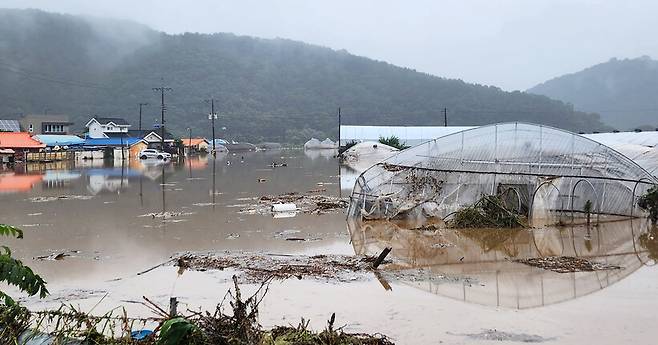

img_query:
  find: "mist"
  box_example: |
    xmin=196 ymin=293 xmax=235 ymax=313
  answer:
xmin=2 ymin=0 xmax=657 ymax=91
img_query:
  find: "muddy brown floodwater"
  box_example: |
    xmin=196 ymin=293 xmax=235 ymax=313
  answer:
xmin=2 ymin=149 xmax=658 ymax=344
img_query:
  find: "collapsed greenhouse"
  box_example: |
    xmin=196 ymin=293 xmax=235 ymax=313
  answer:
xmin=347 ymin=123 xmax=658 ymax=227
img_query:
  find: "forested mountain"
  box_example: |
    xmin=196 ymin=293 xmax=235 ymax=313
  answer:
xmin=528 ymin=56 xmax=658 ymax=130
xmin=0 ymin=9 xmax=608 ymax=143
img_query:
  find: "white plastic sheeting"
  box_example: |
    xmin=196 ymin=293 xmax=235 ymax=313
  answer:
xmin=585 ymin=131 xmax=658 ymax=147
xmin=348 ymin=123 xmax=657 ymax=225
xmin=602 ymin=143 xmax=658 ymax=176
xmin=304 ymin=138 xmax=337 ymax=149
xmin=341 ymin=141 xmax=399 ymax=172
xmin=340 ymin=125 xmax=474 ymax=146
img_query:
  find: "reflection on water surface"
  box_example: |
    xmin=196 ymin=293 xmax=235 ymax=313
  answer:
xmin=349 ymin=217 xmax=656 ymax=308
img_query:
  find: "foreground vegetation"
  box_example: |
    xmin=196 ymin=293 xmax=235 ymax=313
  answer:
xmin=0 ymin=277 xmax=393 ymax=345
xmin=0 ymin=224 xmax=391 ymax=344
xmin=0 ymin=224 xmax=48 ymax=306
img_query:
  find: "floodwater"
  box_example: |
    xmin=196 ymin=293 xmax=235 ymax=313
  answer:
xmin=1 ymin=149 xmax=658 ymax=344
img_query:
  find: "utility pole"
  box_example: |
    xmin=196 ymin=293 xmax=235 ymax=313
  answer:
xmin=187 ymin=127 xmax=192 ymax=156
xmin=338 ymin=107 xmax=341 ymax=148
xmin=153 ymin=82 xmax=172 ymax=151
xmin=443 ymin=108 xmax=448 ymax=127
xmin=138 ymin=103 xmax=149 ymax=131
xmin=206 ymin=98 xmax=218 ymax=156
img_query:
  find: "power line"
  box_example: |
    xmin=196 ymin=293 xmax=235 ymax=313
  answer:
xmin=153 ymin=81 xmax=172 ymax=151
xmin=0 ymin=62 xmax=109 ymax=89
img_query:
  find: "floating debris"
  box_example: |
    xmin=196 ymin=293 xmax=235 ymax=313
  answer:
xmin=173 ymin=252 xmax=385 ymax=283
xmin=226 ymin=233 xmax=240 ymax=240
xmin=139 ymin=211 xmax=195 ymax=219
xmin=452 ymin=329 xmax=556 ymax=343
xmin=28 ymin=195 xmax=93 ymax=203
xmin=239 ymin=192 xmax=347 ymax=215
xmin=27 ymin=212 xmax=43 ymax=216
xmin=192 ymin=202 xmax=216 ymax=207
xmin=430 ymin=243 xmax=454 ymax=249
xmin=34 ymin=250 xmax=80 ymax=261
xmin=514 ymin=256 xmax=622 ymax=273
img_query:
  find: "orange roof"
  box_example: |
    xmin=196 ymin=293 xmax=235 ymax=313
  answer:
xmin=0 ymin=173 xmax=43 ymax=192
xmin=183 ymin=138 xmax=208 ymax=147
xmin=0 ymin=132 xmax=46 ymax=149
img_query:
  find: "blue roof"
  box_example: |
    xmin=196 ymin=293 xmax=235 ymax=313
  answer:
xmin=34 ymin=135 xmax=85 ymax=147
xmin=83 ymin=137 xmax=144 ymax=147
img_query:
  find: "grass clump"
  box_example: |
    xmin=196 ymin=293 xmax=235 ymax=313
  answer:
xmin=448 ymin=195 xmax=526 ymax=229
xmin=378 ymin=136 xmax=409 ymax=150
xmin=264 ymin=315 xmax=393 ymax=345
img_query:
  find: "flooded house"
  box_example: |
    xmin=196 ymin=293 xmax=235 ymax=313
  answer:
xmin=85 ymin=116 xmax=177 ymax=153
xmin=0 ymin=132 xmax=46 ymax=162
xmin=128 ymin=129 xmax=176 ymax=149
xmin=85 ymin=117 xmax=131 ymax=138
xmin=80 ymin=137 xmax=148 ymax=160
xmin=183 ymin=138 xmax=210 ymax=154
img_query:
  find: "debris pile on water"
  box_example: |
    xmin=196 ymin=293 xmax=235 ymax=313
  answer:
xmin=28 ymin=195 xmax=93 ymax=203
xmin=514 ymin=256 xmax=622 ymax=273
xmin=138 ymin=211 xmax=195 ymax=219
xmin=239 ymin=192 xmax=348 ymax=215
xmin=174 ymin=252 xmax=381 ymax=283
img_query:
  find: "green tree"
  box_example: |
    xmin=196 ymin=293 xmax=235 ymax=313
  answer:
xmin=0 ymin=224 xmax=48 ymax=305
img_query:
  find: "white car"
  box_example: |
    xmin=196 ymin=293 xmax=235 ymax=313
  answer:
xmin=139 ymin=149 xmax=171 ymax=160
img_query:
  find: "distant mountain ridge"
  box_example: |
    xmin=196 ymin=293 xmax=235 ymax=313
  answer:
xmin=528 ymin=56 xmax=658 ymax=130
xmin=0 ymin=9 xmax=608 ymax=143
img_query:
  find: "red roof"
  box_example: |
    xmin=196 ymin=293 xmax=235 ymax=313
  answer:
xmin=0 ymin=132 xmax=46 ymax=149
xmin=183 ymin=138 xmax=208 ymax=147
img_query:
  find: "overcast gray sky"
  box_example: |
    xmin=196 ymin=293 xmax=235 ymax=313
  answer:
xmin=3 ymin=0 xmax=657 ymax=91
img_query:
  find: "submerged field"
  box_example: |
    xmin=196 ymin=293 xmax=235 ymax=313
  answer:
xmin=1 ymin=150 xmax=658 ymax=344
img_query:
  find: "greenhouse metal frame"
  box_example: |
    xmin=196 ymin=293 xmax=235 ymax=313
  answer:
xmin=348 ymin=123 xmax=658 ymax=226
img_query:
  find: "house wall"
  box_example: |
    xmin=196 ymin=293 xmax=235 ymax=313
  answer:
xmin=20 ymin=115 xmax=71 ymax=135
xmin=102 ymin=124 xmax=128 ymax=133
xmin=87 ymin=122 xmax=106 ymax=138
